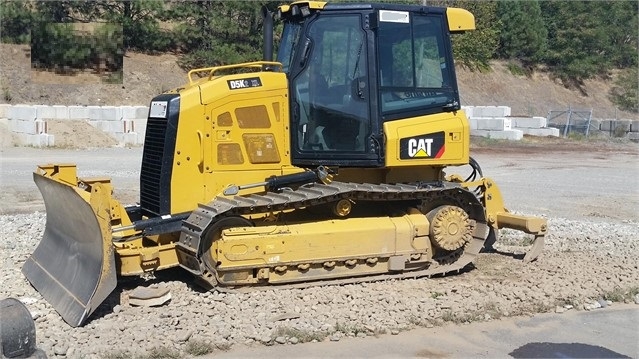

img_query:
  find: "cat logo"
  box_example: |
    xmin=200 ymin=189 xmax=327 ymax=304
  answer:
xmin=399 ymin=131 xmax=445 ymax=160
xmin=408 ymin=138 xmax=433 ymax=157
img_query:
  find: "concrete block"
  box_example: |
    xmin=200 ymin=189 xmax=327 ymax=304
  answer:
xmin=122 ymin=106 xmax=137 ymax=120
xmin=511 ymin=116 xmax=547 ymax=129
xmin=35 ymin=119 xmax=47 ymax=134
xmin=52 ymin=105 xmax=69 ymax=119
xmin=475 ymin=117 xmax=512 ymax=131
xmin=100 ymin=106 xmax=123 ymax=121
xmin=471 ymin=106 xmax=511 ymax=118
xmin=468 ymin=118 xmax=478 ymax=130
xmin=122 ymin=119 xmax=135 ymax=133
xmin=34 ymin=105 xmax=54 ymax=119
xmin=461 ymin=106 xmax=474 ymax=119
xmin=135 ymin=106 xmax=149 ymax=119
xmin=0 ymin=104 xmax=10 ymax=118
xmin=132 ymin=119 xmax=147 ymax=135
xmin=631 ymin=120 xmax=639 ymax=132
xmin=520 ymin=127 xmax=560 ymax=137
xmin=114 ymin=132 xmax=141 ymax=145
xmin=34 ymin=105 xmax=68 ymax=120
xmin=471 ymin=129 xmax=523 ymax=141
xmin=68 ymin=106 xmax=90 ymax=119
xmin=627 ymin=132 xmax=639 ymax=142
xmin=589 ymin=119 xmax=601 ymax=131
xmin=122 ymin=106 xmax=148 ymax=120
xmin=88 ymin=106 xmax=103 ymax=121
xmin=617 ymin=120 xmax=632 ymax=132
xmin=7 ymin=119 xmax=46 ymax=134
xmin=600 ymin=120 xmax=631 ymax=133
xmin=8 ymin=119 xmax=33 ymax=133
xmin=21 ymin=133 xmax=54 ymax=147
xmin=7 ymin=105 xmax=37 ymax=120
xmin=599 ymin=120 xmax=613 ymax=132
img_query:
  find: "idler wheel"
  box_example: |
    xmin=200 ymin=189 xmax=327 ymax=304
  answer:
xmin=426 ymin=205 xmax=473 ymax=251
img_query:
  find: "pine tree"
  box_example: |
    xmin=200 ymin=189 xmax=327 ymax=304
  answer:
xmin=497 ymin=1 xmax=547 ymax=68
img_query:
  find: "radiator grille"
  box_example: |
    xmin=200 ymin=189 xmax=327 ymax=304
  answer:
xmin=139 ymin=94 xmax=180 ymax=217
xmin=140 ymin=117 xmax=168 ymax=215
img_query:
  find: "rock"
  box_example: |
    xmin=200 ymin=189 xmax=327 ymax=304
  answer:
xmin=19 ymin=297 xmax=38 ymax=305
xmin=2 ymin=211 xmax=639 ymax=357
xmin=391 ymin=329 xmax=400 ymax=335
xmin=356 ymin=332 xmax=367 ymax=338
xmin=563 ymin=304 xmax=573 ymax=310
xmin=555 ymin=306 xmax=566 ymax=314
xmin=275 ymin=336 xmax=287 ymax=344
xmin=53 ymin=343 xmax=69 ymax=356
xmin=634 ymin=294 xmax=639 ymax=305
xmin=593 ymin=301 xmax=602 ymax=309
xmin=364 ymin=325 xmax=376 ymax=332
xmin=128 ymin=286 xmax=171 ymax=307
xmin=269 ymin=313 xmax=300 ymax=322
xmin=597 ymin=299 xmax=608 ymax=308
xmin=178 ymin=330 xmax=193 ymax=342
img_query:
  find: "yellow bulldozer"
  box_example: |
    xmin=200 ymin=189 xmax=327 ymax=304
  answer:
xmin=23 ymin=1 xmax=547 ymax=327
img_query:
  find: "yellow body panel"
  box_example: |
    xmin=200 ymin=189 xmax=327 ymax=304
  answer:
xmin=383 ymin=110 xmax=470 ymax=168
xmin=116 ymin=240 xmax=179 ymax=275
xmin=279 ymin=1 xmax=327 ymax=14
xmin=446 ymin=8 xmax=475 ymax=32
xmin=213 ymin=213 xmax=432 ymax=285
xmin=168 ymin=66 xmax=304 ymax=213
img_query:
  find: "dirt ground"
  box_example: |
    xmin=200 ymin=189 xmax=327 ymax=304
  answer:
xmin=0 ymin=43 xmax=187 ymax=107
xmin=46 ymin=119 xmax=119 ymax=148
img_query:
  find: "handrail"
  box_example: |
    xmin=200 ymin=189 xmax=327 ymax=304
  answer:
xmin=187 ymin=61 xmax=283 ymax=85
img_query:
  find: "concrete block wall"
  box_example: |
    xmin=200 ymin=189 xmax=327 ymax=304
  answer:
xmin=463 ymin=106 xmax=558 ymax=141
xmin=598 ymin=119 xmax=634 ymax=134
xmin=2 ymin=104 xmax=149 ymax=147
xmin=547 ymin=118 xmax=638 ymax=138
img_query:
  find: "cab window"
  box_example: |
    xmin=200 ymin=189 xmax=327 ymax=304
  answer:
xmin=378 ymin=13 xmax=454 ymax=114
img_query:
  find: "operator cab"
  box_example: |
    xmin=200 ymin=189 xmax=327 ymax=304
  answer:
xmin=276 ymin=2 xmax=464 ymax=168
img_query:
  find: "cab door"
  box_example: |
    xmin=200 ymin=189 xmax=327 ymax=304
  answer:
xmin=288 ymin=13 xmax=380 ymax=167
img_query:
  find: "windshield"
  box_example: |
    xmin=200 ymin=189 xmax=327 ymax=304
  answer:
xmin=276 ymin=22 xmax=302 ymax=74
xmin=378 ymin=13 xmax=455 ymax=114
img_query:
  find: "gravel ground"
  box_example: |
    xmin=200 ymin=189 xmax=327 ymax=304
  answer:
xmin=1 ymin=143 xmax=638 ymax=358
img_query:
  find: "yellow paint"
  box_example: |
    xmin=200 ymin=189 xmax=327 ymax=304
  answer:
xmin=446 ymin=7 xmax=475 ymax=33
xmin=384 ymin=110 xmax=470 ymax=168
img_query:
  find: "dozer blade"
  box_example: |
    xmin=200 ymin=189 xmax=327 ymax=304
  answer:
xmin=22 ymin=173 xmax=116 ymax=327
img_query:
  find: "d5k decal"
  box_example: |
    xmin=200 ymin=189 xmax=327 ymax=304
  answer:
xmin=400 ymin=131 xmax=445 ymax=159
xmin=227 ymin=77 xmax=262 ymax=90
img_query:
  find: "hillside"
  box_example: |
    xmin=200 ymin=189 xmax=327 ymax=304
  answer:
xmin=1 ymin=43 xmax=637 ymax=120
